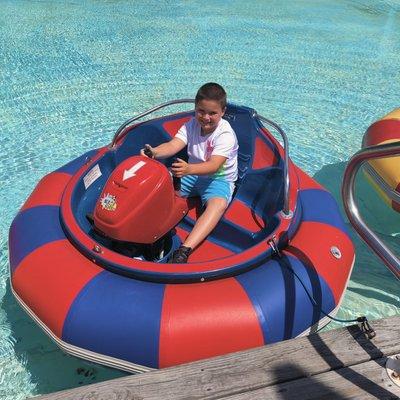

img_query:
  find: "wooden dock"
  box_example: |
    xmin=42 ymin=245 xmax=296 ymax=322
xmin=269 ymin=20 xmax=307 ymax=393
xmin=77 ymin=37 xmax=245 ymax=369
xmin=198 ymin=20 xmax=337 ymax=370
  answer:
xmin=32 ymin=315 xmax=400 ymax=400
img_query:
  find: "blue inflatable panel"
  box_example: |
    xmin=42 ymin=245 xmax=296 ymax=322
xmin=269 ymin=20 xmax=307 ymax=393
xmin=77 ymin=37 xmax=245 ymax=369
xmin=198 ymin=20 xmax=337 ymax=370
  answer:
xmin=56 ymin=150 xmax=98 ymax=175
xmin=9 ymin=206 xmax=66 ymax=274
xmin=299 ymin=189 xmax=350 ymax=238
xmin=280 ymin=254 xmax=336 ymax=337
xmin=62 ymin=271 xmax=165 ymax=368
xmin=235 ymin=259 xmax=285 ymax=343
xmin=236 ymin=253 xmax=335 ymax=343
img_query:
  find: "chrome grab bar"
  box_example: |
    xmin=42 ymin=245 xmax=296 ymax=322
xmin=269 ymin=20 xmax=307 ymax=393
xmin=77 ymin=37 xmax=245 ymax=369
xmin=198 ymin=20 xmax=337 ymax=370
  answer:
xmin=109 ymin=99 xmax=292 ymax=217
xmin=256 ymin=114 xmax=291 ymax=217
xmin=342 ymin=141 xmax=400 ymax=280
xmin=110 ymin=99 xmax=195 ymax=148
xmin=364 ymin=162 xmax=400 ymax=203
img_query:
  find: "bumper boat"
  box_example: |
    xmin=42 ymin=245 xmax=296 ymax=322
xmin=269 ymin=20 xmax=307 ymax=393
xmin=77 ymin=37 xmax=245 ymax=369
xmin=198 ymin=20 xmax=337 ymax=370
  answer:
xmin=9 ymin=100 xmax=355 ymax=372
xmin=363 ymin=108 xmax=400 ymax=212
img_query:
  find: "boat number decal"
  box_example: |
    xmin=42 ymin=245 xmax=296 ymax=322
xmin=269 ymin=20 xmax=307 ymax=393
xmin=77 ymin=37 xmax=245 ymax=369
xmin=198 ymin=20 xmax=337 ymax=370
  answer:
xmin=100 ymin=193 xmax=117 ymax=211
xmin=84 ymin=164 xmax=102 ymax=189
xmin=123 ymin=160 xmax=146 ymax=181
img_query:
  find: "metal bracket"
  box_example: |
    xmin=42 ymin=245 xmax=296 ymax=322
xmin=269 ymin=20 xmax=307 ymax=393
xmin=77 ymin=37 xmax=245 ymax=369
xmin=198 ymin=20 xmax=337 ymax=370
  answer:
xmin=267 ymin=235 xmax=281 ymax=257
xmin=357 ymin=316 xmax=376 ymax=339
xmin=386 ymin=354 xmax=400 ymax=388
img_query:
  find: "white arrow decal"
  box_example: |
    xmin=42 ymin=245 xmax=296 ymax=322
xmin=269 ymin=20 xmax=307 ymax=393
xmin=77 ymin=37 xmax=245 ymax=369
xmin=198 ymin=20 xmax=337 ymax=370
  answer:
xmin=123 ymin=160 xmax=146 ymax=181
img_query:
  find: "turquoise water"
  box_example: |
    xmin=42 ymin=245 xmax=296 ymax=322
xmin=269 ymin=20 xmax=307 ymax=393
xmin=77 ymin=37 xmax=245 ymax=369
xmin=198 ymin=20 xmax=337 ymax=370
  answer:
xmin=1 ymin=0 xmax=399 ymax=397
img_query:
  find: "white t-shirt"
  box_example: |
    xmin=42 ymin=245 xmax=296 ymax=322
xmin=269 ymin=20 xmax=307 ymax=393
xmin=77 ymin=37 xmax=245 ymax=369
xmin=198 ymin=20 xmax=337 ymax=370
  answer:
xmin=175 ymin=117 xmax=238 ymax=182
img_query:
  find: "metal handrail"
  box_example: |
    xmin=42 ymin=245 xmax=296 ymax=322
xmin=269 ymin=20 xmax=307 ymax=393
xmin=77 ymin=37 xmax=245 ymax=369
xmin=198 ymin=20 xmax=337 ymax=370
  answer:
xmin=342 ymin=141 xmax=400 ymax=280
xmin=364 ymin=162 xmax=400 ymax=203
xmin=110 ymin=99 xmax=195 ymax=148
xmin=256 ymin=114 xmax=291 ymax=217
xmin=109 ymin=99 xmax=292 ymax=217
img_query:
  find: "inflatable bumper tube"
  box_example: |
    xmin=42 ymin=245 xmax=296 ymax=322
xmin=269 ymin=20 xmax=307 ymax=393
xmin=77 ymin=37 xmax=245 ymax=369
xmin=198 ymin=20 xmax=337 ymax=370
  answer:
xmin=9 ymin=104 xmax=355 ymax=372
xmin=363 ymin=109 xmax=400 ymax=212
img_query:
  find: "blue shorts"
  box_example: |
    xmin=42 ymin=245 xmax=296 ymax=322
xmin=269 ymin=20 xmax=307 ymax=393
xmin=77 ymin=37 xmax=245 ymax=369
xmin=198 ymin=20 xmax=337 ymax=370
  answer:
xmin=180 ymin=175 xmax=235 ymax=205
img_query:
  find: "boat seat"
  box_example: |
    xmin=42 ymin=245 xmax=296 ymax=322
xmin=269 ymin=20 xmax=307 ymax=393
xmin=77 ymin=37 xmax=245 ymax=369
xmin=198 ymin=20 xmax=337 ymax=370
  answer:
xmin=178 ymin=165 xmax=283 ymax=255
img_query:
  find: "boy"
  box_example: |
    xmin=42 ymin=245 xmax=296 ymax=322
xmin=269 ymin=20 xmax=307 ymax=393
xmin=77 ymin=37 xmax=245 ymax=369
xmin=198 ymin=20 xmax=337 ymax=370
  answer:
xmin=141 ymin=83 xmax=238 ymax=263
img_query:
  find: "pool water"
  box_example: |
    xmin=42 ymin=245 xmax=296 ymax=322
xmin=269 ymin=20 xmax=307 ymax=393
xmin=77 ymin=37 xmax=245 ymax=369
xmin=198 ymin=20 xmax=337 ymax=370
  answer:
xmin=1 ymin=0 xmax=399 ymax=398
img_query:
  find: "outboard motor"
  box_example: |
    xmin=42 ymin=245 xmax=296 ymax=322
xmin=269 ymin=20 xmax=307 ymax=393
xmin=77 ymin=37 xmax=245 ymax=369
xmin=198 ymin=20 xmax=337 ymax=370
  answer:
xmin=93 ymin=156 xmax=188 ymax=258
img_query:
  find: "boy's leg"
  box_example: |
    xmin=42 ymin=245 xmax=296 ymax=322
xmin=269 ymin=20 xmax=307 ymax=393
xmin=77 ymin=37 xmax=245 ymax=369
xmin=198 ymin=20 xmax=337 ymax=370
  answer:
xmin=169 ymin=178 xmax=233 ymax=263
xmin=182 ymin=197 xmax=228 ymax=249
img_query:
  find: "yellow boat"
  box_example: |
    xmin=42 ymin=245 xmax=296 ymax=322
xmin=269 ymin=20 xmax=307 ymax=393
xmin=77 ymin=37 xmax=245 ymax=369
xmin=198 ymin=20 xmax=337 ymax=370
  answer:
xmin=363 ymin=109 xmax=400 ymax=212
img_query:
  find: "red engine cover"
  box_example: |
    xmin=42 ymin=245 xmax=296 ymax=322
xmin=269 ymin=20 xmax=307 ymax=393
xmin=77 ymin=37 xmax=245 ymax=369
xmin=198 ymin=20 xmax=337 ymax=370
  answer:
xmin=94 ymin=156 xmax=188 ymax=243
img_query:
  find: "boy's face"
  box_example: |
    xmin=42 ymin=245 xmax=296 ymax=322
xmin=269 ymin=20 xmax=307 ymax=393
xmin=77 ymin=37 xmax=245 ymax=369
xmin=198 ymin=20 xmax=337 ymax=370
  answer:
xmin=195 ymin=99 xmax=225 ymax=134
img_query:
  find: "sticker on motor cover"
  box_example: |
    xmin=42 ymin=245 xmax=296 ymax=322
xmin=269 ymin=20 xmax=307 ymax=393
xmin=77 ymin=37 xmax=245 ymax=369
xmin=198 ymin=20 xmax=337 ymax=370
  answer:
xmin=100 ymin=193 xmax=117 ymax=211
xmin=84 ymin=164 xmax=102 ymax=189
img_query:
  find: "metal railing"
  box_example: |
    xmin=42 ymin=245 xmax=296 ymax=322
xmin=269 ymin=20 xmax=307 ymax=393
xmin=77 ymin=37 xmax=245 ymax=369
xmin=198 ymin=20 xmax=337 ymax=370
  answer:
xmin=364 ymin=162 xmax=400 ymax=203
xmin=110 ymin=99 xmax=195 ymax=148
xmin=256 ymin=114 xmax=291 ymax=217
xmin=109 ymin=99 xmax=291 ymax=217
xmin=342 ymin=141 xmax=400 ymax=280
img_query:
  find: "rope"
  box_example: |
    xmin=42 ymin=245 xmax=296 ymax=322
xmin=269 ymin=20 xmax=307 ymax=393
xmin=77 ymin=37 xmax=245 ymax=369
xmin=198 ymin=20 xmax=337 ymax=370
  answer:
xmin=278 ymin=253 xmax=376 ymax=339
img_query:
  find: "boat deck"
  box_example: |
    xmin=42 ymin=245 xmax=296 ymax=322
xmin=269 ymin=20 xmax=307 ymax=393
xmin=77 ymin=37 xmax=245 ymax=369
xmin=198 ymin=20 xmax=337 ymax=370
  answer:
xmin=31 ymin=315 xmax=400 ymax=400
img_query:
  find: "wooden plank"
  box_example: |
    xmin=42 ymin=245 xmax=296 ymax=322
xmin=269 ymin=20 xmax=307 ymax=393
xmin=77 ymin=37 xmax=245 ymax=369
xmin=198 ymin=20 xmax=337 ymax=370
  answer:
xmin=224 ymin=357 xmax=400 ymax=399
xmin=31 ymin=316 xmax=400 ymax=400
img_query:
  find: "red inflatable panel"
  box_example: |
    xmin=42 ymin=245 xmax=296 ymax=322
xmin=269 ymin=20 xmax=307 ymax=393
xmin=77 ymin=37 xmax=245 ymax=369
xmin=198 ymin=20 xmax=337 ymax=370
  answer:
xmin=163 ymin=117 xmax=192 ymax=138
xmin=294 ymin=166 xmax=324 ymax=191
xmin=252 ymin=137 xmax=278 ymax=169
xmin=21 ymin=172 xmax=71 ymax=211
xmin=364 ymin=119 xmax=400 ymax=146
xmin=158 ymin=278 xmax=263 ymax=367
xmin=224 ymin=199 xmax=265 ymax=232
xmin=285 ymin=222 xmax=354 ymax=303
xmin=12 ymin=240 xmax=102 ymax=337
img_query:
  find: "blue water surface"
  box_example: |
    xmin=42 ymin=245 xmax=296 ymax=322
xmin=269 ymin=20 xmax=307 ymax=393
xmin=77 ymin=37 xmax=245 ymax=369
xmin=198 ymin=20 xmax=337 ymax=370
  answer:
xmin=0 ymin=0 xmax=399 ymax=398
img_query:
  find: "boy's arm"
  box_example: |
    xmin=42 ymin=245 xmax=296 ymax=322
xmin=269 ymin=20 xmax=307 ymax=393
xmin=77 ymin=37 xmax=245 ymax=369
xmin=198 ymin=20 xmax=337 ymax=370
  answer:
xmin=141 ymin=137 xmax=186 ymax=159
xmin=171 ymin=155 xmax=227 ymax=177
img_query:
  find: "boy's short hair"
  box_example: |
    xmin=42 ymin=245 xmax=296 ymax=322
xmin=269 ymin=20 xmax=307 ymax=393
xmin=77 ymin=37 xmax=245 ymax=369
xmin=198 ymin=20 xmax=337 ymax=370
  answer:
xmin=195 ymin=83 xmax=227 ymax=109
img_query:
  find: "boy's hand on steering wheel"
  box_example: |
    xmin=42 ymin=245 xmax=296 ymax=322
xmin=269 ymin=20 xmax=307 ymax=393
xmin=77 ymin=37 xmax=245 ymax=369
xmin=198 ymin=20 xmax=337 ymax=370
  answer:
xmin=171 ymin=158 xmax=191 ymax=177
xmin=140 ymin=144 xmax=155 ymax=158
